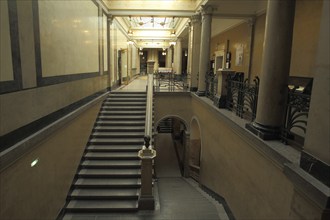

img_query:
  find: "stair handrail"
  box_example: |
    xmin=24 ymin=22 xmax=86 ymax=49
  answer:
xmin=144 ymin=73 xmax=154 ymax=149
xmin=139 ymin=73 xmax=156 ymax=210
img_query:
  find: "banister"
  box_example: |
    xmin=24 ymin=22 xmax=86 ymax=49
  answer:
xmin=138 ymin=73 xmax=156 ymax=210
xmin=144 ymin=73 xmax=154 ymax=149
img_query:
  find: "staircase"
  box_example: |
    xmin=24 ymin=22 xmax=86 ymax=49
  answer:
xmin=157 ymin=118 xmax=173 ymax=133
xmin=60 ymin=91 xmax=147 ymax=218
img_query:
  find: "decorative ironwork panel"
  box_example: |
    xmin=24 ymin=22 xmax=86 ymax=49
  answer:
xmin=154 ymin=71 xmax=189 ymax=92
xmin=282 ymin=91 xmax=311 ymax=148
xmin=205 ymin=71 xmax=217 ymax=101
xmin=226 ymin=73 xmax=259 ymax=121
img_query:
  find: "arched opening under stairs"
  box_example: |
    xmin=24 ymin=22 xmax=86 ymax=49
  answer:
xmin=154 ymin=116 xmax=188 ymax=177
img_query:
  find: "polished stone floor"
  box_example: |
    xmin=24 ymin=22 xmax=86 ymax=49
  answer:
xmin=63 ymin=133 xmax=231 ymax=220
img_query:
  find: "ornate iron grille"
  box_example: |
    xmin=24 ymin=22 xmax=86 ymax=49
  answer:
xmin=281 ymin=90 xmax=311 ymax=149
xmin=205 ymin=71 xmax=217 ymax=101
xmin=226 ymin=73 xmax=259 ymax=121
xmin=154 ymin=71 xmax=189 ymax=92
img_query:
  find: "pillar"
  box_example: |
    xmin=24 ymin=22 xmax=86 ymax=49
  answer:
xmin=174 ymin=38 xmax=182 ymax=75
xmin=197 ymin=6 xmax=212 ymax=96
xmin=190 ymin=14 xmax=201 ymax=92
xmin=300 ymin=0 xmax=329 ymax=187
xmin=187 ymin=21 xmax=193 ymax=87
xmin=246 ymin=0 xmax=296 ymax=139
xmin=166 ymin=46 xmax=173 ymax=68
xmin=127 ymin=43 xmax=132 ymax=80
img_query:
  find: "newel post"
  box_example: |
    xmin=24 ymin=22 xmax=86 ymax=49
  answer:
xmin=138 ymin=136 xmax=156 ymax=210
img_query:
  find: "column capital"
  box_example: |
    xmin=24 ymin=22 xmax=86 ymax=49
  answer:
xmin=246 ymin=17 xmax=256 ymax=27
xmin=200 ymin=5 xmax=215 ymax=16
xmin=191 ymin=13 xmax=201 ymax=24
xmin=108 ymin=15 xmax=114 ymax=25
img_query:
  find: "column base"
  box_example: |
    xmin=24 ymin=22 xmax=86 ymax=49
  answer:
xmin=190 ymin=87 xmax=198 ymax=92
xmin=245 ymin=122 xmax=280 ymax=140
xmin=196 ymin=90 xmax=206 ymax=96
xmin=213 ymin=95 xmax=227 ymax=108
xmin=138 ymin=195 xmax=155 ymax=210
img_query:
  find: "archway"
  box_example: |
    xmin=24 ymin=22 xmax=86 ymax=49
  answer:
xmin=155 ymin=116 xmax=188 ymax=176
xmin=189 ymin=118 xmax=202 ymax=182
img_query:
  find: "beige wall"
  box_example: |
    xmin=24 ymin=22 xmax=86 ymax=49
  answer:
xmin=154 ymin=93 xmax=192 ymax=130
xmin=155 ymin=93 xmax=324 ymax=219
xmin=210 ymin=21 xmax=251 ymax=75
xmin=0 ymin=75 xmax=108 ymax=136
xmin=1 ymin=0 xmax=110 ymax=136
xmin=0 ymin=0 xmax=14 ymax=82
xmin=0 ymin=101 xmax=102 ymax=220
xmin=39 ymin=0 xmax=99 ymax=77
xmin=290 ymin=0 xmax=323 ymax=77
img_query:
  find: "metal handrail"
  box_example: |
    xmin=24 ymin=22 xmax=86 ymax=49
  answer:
xmin=144 ymin=73 xmax=154 ymax=149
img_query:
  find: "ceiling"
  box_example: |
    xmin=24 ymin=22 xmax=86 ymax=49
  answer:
xmin=102 ymin=0 xmax=267 ymax=48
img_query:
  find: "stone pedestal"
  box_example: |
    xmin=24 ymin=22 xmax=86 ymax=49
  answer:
xmin=214 ymin=69 xmax=235 ymax=108
xmin=138 ymin=148 xmax=156 ymax=210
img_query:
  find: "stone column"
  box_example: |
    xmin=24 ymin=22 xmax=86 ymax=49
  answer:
xmin=197 ymin=6 xmax=212 ymax=96
xmin=300 ymin=0 xmax=329 ymax=186
xmin=127 ymin=43 xmax=132 ymax=80
xmin=165 ymin=47 xmax=172 ymax=68
xmin=190 ymin=14 xmax=201 ymax=92
xmin=175 ymin=38 xmax=182 ymax=75
xmin=187 ymin=21 xmax=193 ymax=85
xmin=246 ymin=0 xmax=296 ymax=139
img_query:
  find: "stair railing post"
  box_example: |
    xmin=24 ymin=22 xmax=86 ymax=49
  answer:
xmin=138 ymin=73 xmax=156 ymax=210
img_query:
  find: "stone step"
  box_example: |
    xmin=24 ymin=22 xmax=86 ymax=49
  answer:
xmin=81 ymin=160 xmax=141 ymax=169
xmin=97 ymin=115 xmax=146 ymax=121
xmin=106 ymin=106 xmax=146 ymax=111
xmin=95 ymin=121 xmax=145 ymax=126
xmin=89 ymin=138 xmax=144 ymax=145
xmin=104 ymin=98 xmax=147 ymax=102
xmin=98 ymin=110 xmax=146 ymax=116
xmin=77 ymin=169 xmax=141 ymax=178
xmin=74 ymin=178 xmax=141 ymax=188
xmin=111 ymin=91 xmax=146 ymax=94
xmin=91 ymin=132 xmax=144 ymax=139
xmin=87 ymin=145 xmax=142 ymax=152
xmin=84 ymin=152 xmax=139 ymax=160
xmin=69 ymin=188 xmax=139 ymax=200
xmin=65 ymin=200 xmax=138 ymax=213
xmin=108 ymin=93 xmax=146 ymax=98
xmin=102 ymin=102 xmax=146 ymax=106
xmin=93 ymin=126 xmax=145 ymax=132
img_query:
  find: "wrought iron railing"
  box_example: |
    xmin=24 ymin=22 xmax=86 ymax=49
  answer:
xmin=281 ymin=89 xmax=311 ymax=149
xmin=226 ymin=73 xmax=260 ymax=121
xmin=154 ymin=71 xmax=189 ymax=92
xmin=205 ymin=71 xmax=217 ymax=101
